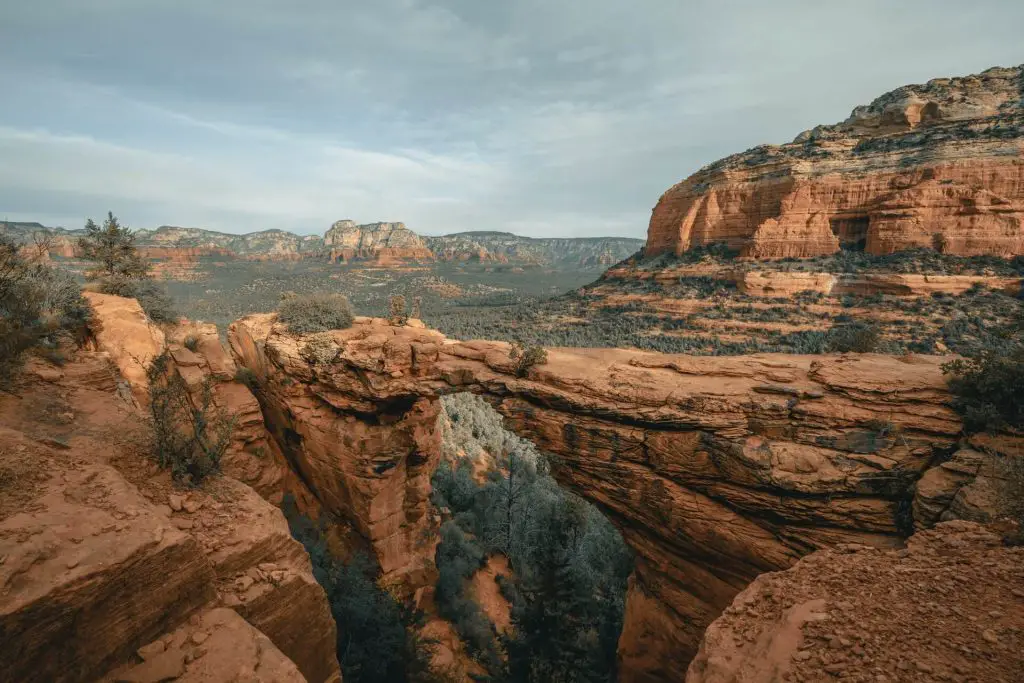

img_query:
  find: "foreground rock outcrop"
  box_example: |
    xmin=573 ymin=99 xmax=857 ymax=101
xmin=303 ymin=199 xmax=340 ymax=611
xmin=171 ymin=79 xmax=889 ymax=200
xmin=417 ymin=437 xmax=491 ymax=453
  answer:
xmin=0 ymin=298 xmax=342 ymax=683
xmin=647 ymin=65 xmax=1024 ymax=259
xmin=229 ymin=315 xmax=1021 ymax=682
xmin=228 ymin=316 xmax=444 ymax=587
xmin=686 ymin=521 xmax=1023 ymax=683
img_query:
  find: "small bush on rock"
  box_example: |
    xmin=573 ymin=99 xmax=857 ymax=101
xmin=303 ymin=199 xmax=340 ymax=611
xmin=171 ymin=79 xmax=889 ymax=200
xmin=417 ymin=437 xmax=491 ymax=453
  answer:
xmin=509 ymin=343 xmax=548 ymax=377
xmin=278 ymin=292 xmax=355 ymax=334
xmin=300 ymin=332 xmax=341 ymax=366
xmin=234 ymin=366 xmax=259 ymax=391
xmin=0 ymin=235 xmax=92 ymax=387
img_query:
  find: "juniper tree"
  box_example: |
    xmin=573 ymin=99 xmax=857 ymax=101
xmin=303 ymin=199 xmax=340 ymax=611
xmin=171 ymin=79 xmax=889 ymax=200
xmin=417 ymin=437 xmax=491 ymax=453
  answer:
xmin=78 ymin=211 xmax=150 ymax=280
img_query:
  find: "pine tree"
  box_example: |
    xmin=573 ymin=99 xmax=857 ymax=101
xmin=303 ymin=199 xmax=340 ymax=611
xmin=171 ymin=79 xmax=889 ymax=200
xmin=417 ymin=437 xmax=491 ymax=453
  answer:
xmin=78 ymin=211 xmax=150 ymax=280
xmin=505 ymin=505 xmax=592 ymax=683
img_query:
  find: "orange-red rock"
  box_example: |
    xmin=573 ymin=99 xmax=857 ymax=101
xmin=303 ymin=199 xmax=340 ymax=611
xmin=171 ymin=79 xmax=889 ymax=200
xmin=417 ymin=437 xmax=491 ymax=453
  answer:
xmin=325 ymin=221 xmax=434 ymax=263
xmin=228 ymin=316 xmax=445 ymax=587
xmin=603 ymin=262 xmax=1023 ymax=297
xmin=69 ymin=298 xmax=342 ymax=682
xmin=0 ymin=352 xmax=342 ymax=683
xmin=685 ymin=521 xmax=1023 ymax=683
xmin=229 ymin=316 xmax=1022 ymax=682
xmin=647 ymin=65 xmax=1024 ymax=259
xmin=0 ymin=442 xmax=216 ymax=683
xmin=82 ymin=292 xmax=167 ymax=404
xmin=104 ymin=608 xmax=307 ymax=683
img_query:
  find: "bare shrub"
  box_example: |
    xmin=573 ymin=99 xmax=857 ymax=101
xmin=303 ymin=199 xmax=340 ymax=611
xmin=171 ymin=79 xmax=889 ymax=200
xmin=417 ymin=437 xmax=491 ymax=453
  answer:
xmin=147 ymin=352 xmax=236 ymax=486
xmin=277 ymin=292 xmax=354 ymax=334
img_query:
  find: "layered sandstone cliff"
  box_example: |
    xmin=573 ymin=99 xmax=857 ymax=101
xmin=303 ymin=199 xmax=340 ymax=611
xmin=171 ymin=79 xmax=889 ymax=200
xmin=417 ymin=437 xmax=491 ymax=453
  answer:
xmin=228 ymin=315 xmax=1020 ymax=682
xmin=647 ymin=65 xmax=1024 ymax=259
xmin=227 ymin=316 xmax=446 ymax=586
xmin=601 ymin=261 xmax=1024 ymax=298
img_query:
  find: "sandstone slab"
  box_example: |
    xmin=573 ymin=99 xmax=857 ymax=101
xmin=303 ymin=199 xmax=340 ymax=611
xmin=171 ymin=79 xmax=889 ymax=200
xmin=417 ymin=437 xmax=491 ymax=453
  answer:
xmin=0 ymin=459 xmax=215 ymax=683
xmin=104 ymin=608 xmax=307 ymax=682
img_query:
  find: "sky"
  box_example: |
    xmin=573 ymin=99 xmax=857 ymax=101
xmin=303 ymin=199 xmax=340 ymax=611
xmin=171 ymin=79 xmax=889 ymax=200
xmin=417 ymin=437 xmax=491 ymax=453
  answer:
xmin=1 ymin=1 xmax=1021 ymax=239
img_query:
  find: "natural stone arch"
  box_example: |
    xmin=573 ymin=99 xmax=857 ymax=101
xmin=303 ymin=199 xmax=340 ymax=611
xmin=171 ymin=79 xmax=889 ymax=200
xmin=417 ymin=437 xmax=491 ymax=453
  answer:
xmin=228 ymin=314 xmax=982 ymax=682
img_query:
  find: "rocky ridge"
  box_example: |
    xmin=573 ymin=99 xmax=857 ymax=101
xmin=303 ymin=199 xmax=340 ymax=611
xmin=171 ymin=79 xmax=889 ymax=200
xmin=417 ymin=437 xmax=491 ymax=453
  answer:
xmin=424 ymin=232 xmax=644 ymax=267
xmin=1 ymin=220 xmax=643 ymax=268
xmin=647 ymin=65 xmax=1024 ymax=259
xmin=601 ymin=261 xmax=1023 ymax=298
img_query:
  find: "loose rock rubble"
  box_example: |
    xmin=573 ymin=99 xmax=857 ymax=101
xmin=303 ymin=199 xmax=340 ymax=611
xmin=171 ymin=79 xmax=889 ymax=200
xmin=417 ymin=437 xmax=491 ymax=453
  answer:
xmin=686 ymin=522 xmax=1024 ymax=683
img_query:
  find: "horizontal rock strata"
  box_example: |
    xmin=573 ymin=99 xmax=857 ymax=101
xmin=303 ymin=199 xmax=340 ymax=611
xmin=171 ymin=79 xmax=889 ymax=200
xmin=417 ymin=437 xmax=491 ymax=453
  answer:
xmin=647 ymin=65 xmax=1024 ymax=259
xmin=229 ymin=316 xmax=1020 ymax=681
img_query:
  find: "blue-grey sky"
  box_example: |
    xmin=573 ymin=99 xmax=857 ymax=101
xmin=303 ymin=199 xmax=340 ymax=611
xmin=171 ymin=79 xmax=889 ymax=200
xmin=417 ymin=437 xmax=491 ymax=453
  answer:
xmin=1 ymin=1 xmax=1021 ymax=238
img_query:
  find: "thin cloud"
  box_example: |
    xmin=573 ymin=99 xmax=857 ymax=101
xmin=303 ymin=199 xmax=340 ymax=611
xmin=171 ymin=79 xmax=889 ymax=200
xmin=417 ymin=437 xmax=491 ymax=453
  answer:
xmin=0 ymin=0 xmax=1021 ymax=237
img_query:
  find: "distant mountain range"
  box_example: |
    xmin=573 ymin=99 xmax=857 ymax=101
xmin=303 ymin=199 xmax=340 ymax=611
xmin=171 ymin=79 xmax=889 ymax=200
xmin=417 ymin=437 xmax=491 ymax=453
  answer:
xmin=1 ymin=219 xmax=644 ymax=268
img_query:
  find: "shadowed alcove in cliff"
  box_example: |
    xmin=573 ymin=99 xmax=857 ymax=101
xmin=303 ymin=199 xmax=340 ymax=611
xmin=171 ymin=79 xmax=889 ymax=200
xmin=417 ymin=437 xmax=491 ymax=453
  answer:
xmin=830 ymin=215 xmax=870 ymax=251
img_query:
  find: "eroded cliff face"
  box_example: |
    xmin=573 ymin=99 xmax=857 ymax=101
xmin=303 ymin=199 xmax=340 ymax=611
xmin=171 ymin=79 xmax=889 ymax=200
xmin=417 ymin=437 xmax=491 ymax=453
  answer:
xmin=228 ymin=316 xmax=1019 ymax=682
xmin=647 ymin=65 xmax=1024 ymax=259
xmin=228 ymin=315 xmax=447 ymax=586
